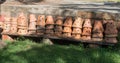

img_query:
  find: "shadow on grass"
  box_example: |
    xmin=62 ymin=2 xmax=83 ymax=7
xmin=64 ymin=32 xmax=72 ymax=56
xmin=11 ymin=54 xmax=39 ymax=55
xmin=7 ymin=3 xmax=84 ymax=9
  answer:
xmin=0 ymin=44 xmax=119 ymax=63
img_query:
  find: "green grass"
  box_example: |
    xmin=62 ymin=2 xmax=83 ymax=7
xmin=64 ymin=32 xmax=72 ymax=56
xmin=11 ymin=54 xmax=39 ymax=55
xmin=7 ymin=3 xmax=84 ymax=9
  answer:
xmin=0 ymin=39 xmax=120 ymax=63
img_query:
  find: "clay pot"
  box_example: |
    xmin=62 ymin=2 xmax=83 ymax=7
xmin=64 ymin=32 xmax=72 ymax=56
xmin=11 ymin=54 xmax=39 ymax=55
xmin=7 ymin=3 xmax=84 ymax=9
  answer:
xmin=36 ymin=25 xmax=45 ymax=30
xmin=82 ymin=27 xmax=91 ymax=36
xmin=72 ymin=34 xmax=81 ymax=39
xmin=10 ymin=26 xmax=17 ymax=33
xmin=45 ymin=24 xmax=54 ymax=29
xmin=54 ymin=25 xmax=62 ymax=32
xmin=63 ymin=32 xmax=71 ymax=37
xmin=81 ymin=36 xmax=91 ymax=40
xmin=63 ymin=16 xmax=73 ymax=27
xmin=72 ymin=28 xmax=82 ymax=34
xmin=55 ymin=31 xmax=62 ymax=37
xmin=29 ymin=14 xmax=37 ymax=22
xmin=92 ymin=32 xmax=103 ymax=38
xmin=72 ymin=17 xmax=83 ymax=28
xmin=28 ymin=22 xmax=36 ymax=30
xmin=105 ymin=21 xmax=118 ymax=36
xmin=46 ymin=15 xmax=54 ymax=25
xmin=37 ymin=15 xmax=45 ymax=26
xmin=28 ymin=30 xmax=36 ymax=35
xmin=3 ymin=24 xmax=11 ymax=31
xmin=105 ymin=37 xmax=117 ymax=43
xmin=92 ymin=37 xmax=103 ymax=41
xmin=83 ymin=19 xmax=92 ymax=28
xmin=63 ymin=27 xmax=72 ymax=33
xmin=93 ymin=20 xmax=104 ymax=32
xmin=55 ymin=16 xmax=63 ymax=25
xmin=18 ymin=29 xmax=28 ymax=35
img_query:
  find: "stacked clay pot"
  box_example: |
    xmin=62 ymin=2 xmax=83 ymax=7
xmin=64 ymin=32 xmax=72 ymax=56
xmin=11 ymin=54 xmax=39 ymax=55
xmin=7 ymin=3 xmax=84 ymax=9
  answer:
xmin=10 ymin=17 xmax=17 ymax=34
xmin=63 ymin=16 xmax=73 ymax=37
xmin=45 ymin=15 xmax=54 ymax=36
xmin=0 ymin=15 xmax=4 ymax=28
xmin=54 ymin=16 xmax=63 ymax=37
xmin=17 ymin=13 xmax=28 ymax=35
xmin=92 ymin=20 xmax=104 ymax=41
xmin=72 ymin=17 xmax=83 ymax=39
xmin=36 ymin=15 xmax=45 ymax=35
xmin=3 ymin=17 xmax=11 ymax=33
xmin=82 ymin=19 xmax=92 ymax=40
xmin=104 ymin=20 xmax=118 ymax=43
xmin=28 ymin=14 xmax=37 ymax=35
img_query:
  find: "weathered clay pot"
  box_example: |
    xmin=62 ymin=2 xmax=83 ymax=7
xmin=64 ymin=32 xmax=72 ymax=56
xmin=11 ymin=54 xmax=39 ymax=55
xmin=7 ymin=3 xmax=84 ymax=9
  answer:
xmin=29 ymin=14 xmax=37 ymax=22
xmin=54 ymin=25 xmax=62 ymax=32
xmin=93 ymin=20 xmax=104 ymax=32
xmin=105 ymin=21 xmax=118 ymax=37
xmin=72 ymin=34 xmax=81 ymax=39
xmin=46 ymin=15 xmax=54 ymax=25
xmin=37 ymin=15 xmax=45 ymax=26
xmin=55 ymin=16 xmax=63 ymax=25
xmin=18 ymin=29 xmax=28 ymax=35
xmin=92 ymin=32 xmax=103 ymax=38
xmin=36 ymin=25 xmax=45 ymax=30
xmin=63 ymin=32 xmax=71 ymax=37
xmin=10 ymin=26 xmax=17 ymax=33
xmin=63 ymin=27 xmax=72 ymax=33
xmin=55 ymin=31 xmax=62 ymax=37
xmin=83 ymin=19 xmax=92 ymax=28
xmin=105 ymin=37 xmax=117 ymax=43
xmin=45 ymin=24 xmax=54 ymax=29
xmin=72 ymin=17 xmax=83 ymax=28
xmin=92 ymin=37 xmax=103 ymax=41
xmin=28 ymin=22 xmax=36 ymax=30
xmin=63 ymin=16 xmax=73 ymax=27
xmin=81 ymin=36 xmax=91 ymax=40
xmin=72 ymin=28 xmax=82 ymax=34
xmin=82 ymin=27 xmax=91 ymax=36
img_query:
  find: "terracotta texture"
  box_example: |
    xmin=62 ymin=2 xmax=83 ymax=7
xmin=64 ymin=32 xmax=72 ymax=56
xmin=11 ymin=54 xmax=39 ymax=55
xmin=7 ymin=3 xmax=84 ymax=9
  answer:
xmin=72 ymin=17 xmax=83 ymax=28
xmin=83 ymin=19 xmax=92 ymax=28
xmin=81 ymin=36 xmax=91 ymax=40
xmin=28 ymin=22 xmax=36 ymax=30
xmin=28 ymin=30 xmax=36 ymax=34
xmin=18 ymin=29 xmax=28 ymax=35
xmin=29 ymin=14 xmax=37 ymax=22
xmin=36 ymin=29 xmax=45 ymax=35
xmin=55 ymin=16 xmax=63 ymax=25
xmin=54 ymin=31 xmax=62 ymax=37
xmin=63 ymin=27 xmax=72 ymax=33
xmin=46 ymin=15 xmax=54 ymax=25
xmin=72 ymin=28 xmax=82 ymax=34
xmin=37 ymin=15 xmax=45 ymax=26
xmin=72 ymin=34 xmax=81 ymax=39
xmin=63 ymin=16 xmax=73 ymax=27
xmin=54 ymin=25 xmax=62 ymax=32
xmin=63 ymin=32 xmax=71 ymax=37
xmin=105 ymin=37 xmax=117 ymax=43
xmin=82 ymin=27 xmax=91 ymax=36
xmin=45 ymin=24 xmax=54 ymax=29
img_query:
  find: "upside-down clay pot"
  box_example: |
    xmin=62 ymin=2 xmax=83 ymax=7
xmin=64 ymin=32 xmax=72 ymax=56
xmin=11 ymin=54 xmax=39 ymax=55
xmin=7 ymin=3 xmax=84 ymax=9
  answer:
xmin=29 ymin=14 xmax=37 ymax=22
xmin=45 ymin=24 xmax=54 ymax=29
xmin=37 ymin=15 xmax=45 ymax=26
xmin=63 ymin=27 xmax=72 ymax=33
xmin=28 ymin=22 xmax=36 ymax=30
xmin=63 ymin=16 xmax=73 ymax=27
xmin=46 ymin=15 xmax=54 ymax=25
xmin=63 ymin=32 xmax=71 ymax=37
xmin=28 ymin=30 xmax=36 ymax=35
xmin=83 ymin=19 xmax=92 ymax=28
xmin=10 ymin=26 xmax=17 ymax=33
xmin=82 ymin=27 xmax=91 ymax=36
xmin=18 ymin=29 xmax=28 ymax=35
xmin=81 ymin=36 xmax=91 ymax=40
xmin=72 ymin=34 xmax=81 ymax=39
xmin=72 ymin=28 xmax=82 ymax=34
xmin=55 ymin=16 xmax=63 ymax=25
xmin=72 ymin=17 xmax=83 ymax=28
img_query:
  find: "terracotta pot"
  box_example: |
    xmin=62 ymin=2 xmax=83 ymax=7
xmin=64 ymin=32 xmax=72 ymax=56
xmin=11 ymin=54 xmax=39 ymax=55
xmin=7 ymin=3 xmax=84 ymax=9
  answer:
xmin=105 ymin=21 xmax=118 ymax=36
xmin=72 ymin=17 xmax=83 ymax=28
xmin=105 ymin=37 xmax=117 ymax=43
xmin=45 ymin=24 xmax=54 ymax=29
xmin=28 ymin=30 xmax=36 ymax=35
xmin=28 ymin=22 xmax=36 ymax=30
xmin=81 ymin=36 xmax=91 ymax=40
xmin=55 ymin=16 xmax=63 ymax=25
xmin=63 ymin=27 xmax=72 ymax=33
xmin=63 ymin=16 xmax=73 ymax=27
xmin=93 ymin=20 xmax=104 ymax=32
xmin=29 ymin=14 xmax=37 ymax=22
xmin=54 ymin=25 xmax=62 ymax=32
xmin=92 ymin=37 xmax=103 ymax=41
xmin=46 ymin=15 xmax=54 ymax=25
xmin=55 ymin=31 xmax=62 ymax=37
xmin=72 ymin=34 xmax=81 ymax=39
xmin=37 ymin=15 xmax=45 ymax=26
xmin=63 ymin=32 xmax=71 ymax=37
xmin=83 ymin=19 xmax=92 ymax=28
xmin=18 ymin=29 xmax=28 ymax=35
xmin=92 ymin=32 xmax=103 ymax=38
xmin=82 ymin=27 xmax=91 ymax=36
xmin=10 ymin=26 xmax=17 ymax=33
xmin=72 ymin=28 xmax=82 ymax=34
